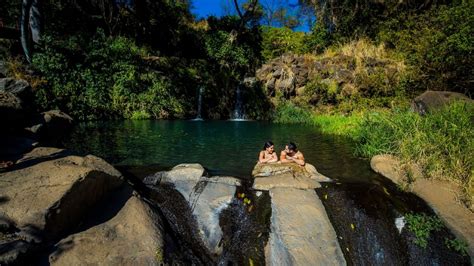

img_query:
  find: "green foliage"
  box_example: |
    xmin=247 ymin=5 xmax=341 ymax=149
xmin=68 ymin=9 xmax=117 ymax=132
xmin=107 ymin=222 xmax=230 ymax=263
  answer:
xmin=311 ymin=114 xmax=361 ymax=136
xmin=445 ymin=238 xmax=469 ymax=256
xmin=273 ymin=101 xmax=312 ymax=124
xmin=355 ymin=101 xmax=474 ymax=196
xmin=405 ymin=213 xmax=444 ymax=248
xmin=304 ymin=23 xmax=332 ymax=54
xmin=377 ymin=2 xmax=474 ymax=94
xmin=32 ymin=30 xmax=185 ymax=120
xmin=204 ymin=30 xmax=250 ymax=74
xmin=261 ymin=26 xmax=306 ymax=60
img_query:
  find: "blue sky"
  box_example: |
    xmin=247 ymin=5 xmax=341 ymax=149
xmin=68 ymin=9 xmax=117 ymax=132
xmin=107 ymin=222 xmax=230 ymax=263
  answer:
xmin=191 ymin=0 xmax=312 ymax=32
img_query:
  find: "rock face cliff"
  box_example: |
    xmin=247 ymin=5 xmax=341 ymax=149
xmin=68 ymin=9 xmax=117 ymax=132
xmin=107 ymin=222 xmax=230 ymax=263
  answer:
xmin=255 ymin=49 xmax=406 ymax=108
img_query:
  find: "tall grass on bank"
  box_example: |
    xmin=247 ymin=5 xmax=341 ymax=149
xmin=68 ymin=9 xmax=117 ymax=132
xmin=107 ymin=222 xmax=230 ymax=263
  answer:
xmin=273 ymin=101 xmax=362 ymax=136
xmin=355 ymin=101 xmax=473 ymax=196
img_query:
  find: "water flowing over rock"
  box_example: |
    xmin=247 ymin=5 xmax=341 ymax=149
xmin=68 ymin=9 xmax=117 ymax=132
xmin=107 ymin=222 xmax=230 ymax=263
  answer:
xmin=266 ymin=188 xmax=346 ymax=265
xmin=252 ymin=163 xmax=345 ymax=265
xmin=49 ymin=188 xmax=165 ymax=265
xmin=371 ymin=154 xmax=474 ymax=261
xmin=147 ymin=164 xmax=241 ymax=256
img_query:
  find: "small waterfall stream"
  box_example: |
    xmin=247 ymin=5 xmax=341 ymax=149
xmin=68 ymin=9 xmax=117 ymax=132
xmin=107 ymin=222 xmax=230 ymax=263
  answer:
xmin=231 ymin=84 xmax=245 ymax=120
xmin=193 ymin=87 xmax=204 ymax=121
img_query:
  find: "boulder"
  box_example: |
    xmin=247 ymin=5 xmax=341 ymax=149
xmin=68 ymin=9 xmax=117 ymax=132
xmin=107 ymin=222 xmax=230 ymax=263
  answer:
xmin=0 ymin=147 xmax=123 ymax=242
xmin=265 ymin=187 xmax=346 ymax=265
xmin=411 ymin=90 xmax=472 ymax=115
xmin=252 ymin=163 xmax=330 ymax=191
xmin=0 ymin=78 xmax=33 ymax=105
xmin=25 ymin=110 xmax=73 ymax=145
xmin=370 ymin=154 xmax=404 ymax=184
xmin=0 ymin=91 xmax=25 ymax=129
xmin=49 ymin=191 xmax=164 ymax=265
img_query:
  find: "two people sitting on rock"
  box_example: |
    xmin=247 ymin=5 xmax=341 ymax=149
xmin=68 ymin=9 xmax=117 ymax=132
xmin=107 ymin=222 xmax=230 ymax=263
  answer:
xmin=258 ymin=141 xmax=305 ymax=166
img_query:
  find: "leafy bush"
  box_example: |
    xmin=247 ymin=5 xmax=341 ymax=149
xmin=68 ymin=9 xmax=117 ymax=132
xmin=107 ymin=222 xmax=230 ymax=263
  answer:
xmin=32 ymin=30 xmax=186 ymax=120
xmin=261 ymin=26 xmax=306 ymax=60
xmin=445 ymin=238 xmax=469 ymax=256
xmin=405 ymin=213 xmax=444 ymax=248
xmin=377 ymin=3 xmax=474 ymax=94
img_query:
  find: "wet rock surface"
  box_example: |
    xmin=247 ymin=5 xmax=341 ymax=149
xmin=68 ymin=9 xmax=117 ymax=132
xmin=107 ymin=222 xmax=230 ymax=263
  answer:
xmin=318 ymin=182 xmax=471 ymax=266
xmin=266 ymin=187 xmax=346 ymax=265
xmin=252 ymin=163 xmax=345 ymax=265
xmin=371 ymin=154 xmax=474 ymax=261
xmin=147 ymin=164 xmax=241 ymax=257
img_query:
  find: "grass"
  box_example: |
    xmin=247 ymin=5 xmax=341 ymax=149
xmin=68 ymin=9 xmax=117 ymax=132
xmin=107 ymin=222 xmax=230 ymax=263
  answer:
xmin=274 ymin=100 xmax=473 ymax=206
xmin=355 ymin=101 xmax=474 ymax=204
xmin=311 ymin=113 xmax=362 ymax=136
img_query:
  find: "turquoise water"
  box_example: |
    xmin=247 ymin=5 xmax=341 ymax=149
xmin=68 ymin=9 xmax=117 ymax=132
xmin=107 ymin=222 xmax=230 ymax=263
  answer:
xmin=65 ymin=120 xmax=380 ymax=183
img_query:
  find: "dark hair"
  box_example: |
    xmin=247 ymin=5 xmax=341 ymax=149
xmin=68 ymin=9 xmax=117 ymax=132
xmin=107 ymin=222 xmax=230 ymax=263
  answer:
xmin=263 ymin=141 xmax=274 ymax=150
xmin=287 ymin=142 xmax=297 ymax=152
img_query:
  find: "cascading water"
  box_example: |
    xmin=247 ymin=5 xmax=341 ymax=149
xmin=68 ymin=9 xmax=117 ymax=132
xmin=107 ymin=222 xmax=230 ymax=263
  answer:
xmin=231 ymin=84 xmax=245 ymax=120
xmin=193 ymin=86 xmax=204 ymax=121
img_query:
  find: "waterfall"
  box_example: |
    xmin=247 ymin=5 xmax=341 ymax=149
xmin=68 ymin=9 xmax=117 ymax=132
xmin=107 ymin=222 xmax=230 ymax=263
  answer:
xmin=231 ymin=84 xmax=245 ymax=120
xmin=193 ymin=86 xmax=204 ymax=121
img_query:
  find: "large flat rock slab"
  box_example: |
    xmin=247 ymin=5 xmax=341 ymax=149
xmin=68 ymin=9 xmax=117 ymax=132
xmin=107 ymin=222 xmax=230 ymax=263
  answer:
xmin=49 ymin=192 xmax=164 ymax=265
xmin=252 ymin=163 xmax=330 ymax=191
xmin=0 ymin=147 xmax=123 ymax=241
xmin=266 ymin=187 xmax=345 ymax=265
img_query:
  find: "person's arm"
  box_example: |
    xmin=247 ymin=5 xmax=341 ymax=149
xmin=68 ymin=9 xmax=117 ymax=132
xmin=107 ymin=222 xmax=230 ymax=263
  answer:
xmin=258 ymin=151 xmax=266 ymax=163
xmin=292 ymin=152 xmax=305 ymax=166
xmin=280 ymin=151 xmax=292 ymax=163
xmin=267 ymin=152 xmax=278 ymax=163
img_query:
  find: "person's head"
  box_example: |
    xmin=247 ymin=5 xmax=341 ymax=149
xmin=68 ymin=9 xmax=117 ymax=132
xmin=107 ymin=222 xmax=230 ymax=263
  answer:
xmin=263 ymin=141 xmax=274 ymax=153
xmin=285 ymin=142 xmax=298 ymax=154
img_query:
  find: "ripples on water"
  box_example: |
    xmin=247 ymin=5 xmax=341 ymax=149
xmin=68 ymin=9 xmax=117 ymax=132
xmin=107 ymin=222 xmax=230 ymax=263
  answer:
xmin=65 ymin=120 xmax=380 ymax=183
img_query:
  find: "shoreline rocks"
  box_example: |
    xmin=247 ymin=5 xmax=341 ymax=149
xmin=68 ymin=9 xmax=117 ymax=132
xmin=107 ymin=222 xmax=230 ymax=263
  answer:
xmin=371 ymin=154 xmax=474 ymax=262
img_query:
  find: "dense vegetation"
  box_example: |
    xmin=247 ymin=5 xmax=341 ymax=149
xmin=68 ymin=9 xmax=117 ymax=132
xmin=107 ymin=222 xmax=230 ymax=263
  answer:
xmin=1 ymin=0 xmax=472 ymax=203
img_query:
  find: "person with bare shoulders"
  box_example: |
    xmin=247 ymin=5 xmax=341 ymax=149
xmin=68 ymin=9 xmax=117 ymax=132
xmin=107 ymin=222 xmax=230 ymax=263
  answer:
xmin=258 ymin=141 xmax=278 ymax=164
xmin=280 ymin=142 xmax=305 ymax=166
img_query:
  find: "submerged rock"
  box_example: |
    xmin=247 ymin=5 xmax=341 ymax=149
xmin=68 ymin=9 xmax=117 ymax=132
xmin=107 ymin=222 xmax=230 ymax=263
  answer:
xmin=49 ymin=189 xmax=164 ymax=265
xmin=266 ymin=187 xmax=346 ymax=265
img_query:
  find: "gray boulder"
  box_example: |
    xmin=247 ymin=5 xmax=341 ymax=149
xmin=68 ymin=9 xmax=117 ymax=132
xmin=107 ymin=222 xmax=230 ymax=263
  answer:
xmin=0 ymin=147 xmax=123 ymax=242
xmin=411 ymin=90 xmax=472 ymax=115
xmin=25 ymin=110 xmax=73 ymax=145
xmin=49 ymin=191 xmax=165 ymax=265
xmin=0 ymin=78 xmax=33 ymax=105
